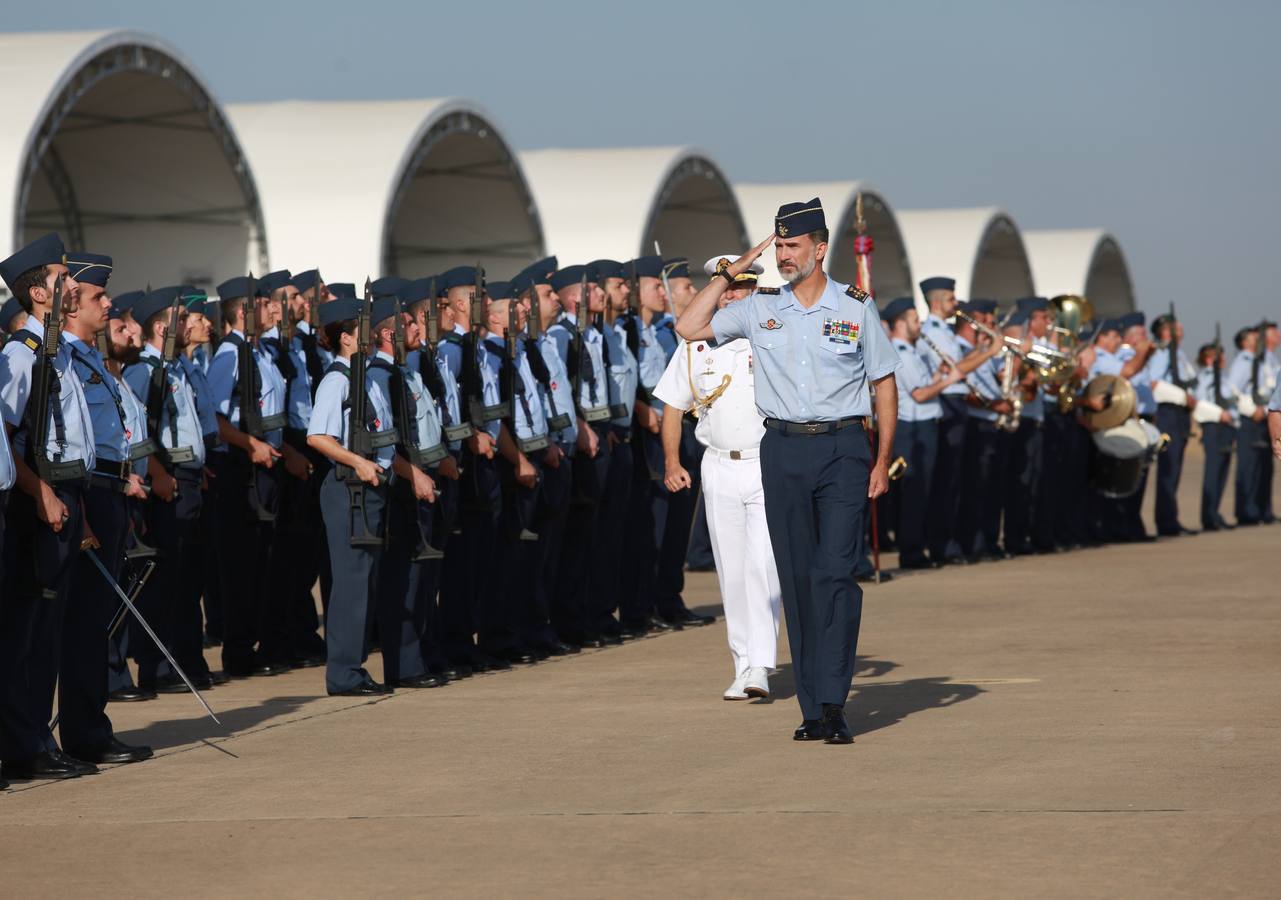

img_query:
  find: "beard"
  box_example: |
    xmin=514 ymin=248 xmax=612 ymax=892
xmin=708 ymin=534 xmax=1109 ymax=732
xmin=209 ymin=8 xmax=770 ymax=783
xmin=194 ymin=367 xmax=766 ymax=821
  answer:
xmin=111 ymin=343 xmax=142 ymax=366
xmin=780 ymin=255 xmax=816 ymax=285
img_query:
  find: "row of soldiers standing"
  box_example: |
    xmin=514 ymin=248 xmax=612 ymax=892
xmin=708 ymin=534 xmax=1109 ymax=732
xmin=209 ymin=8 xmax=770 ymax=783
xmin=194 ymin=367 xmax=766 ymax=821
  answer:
xmin=0 ymin=231 xmax=717 ymax=783
xmin=877 ymin=277 xmax=1280 ymax=568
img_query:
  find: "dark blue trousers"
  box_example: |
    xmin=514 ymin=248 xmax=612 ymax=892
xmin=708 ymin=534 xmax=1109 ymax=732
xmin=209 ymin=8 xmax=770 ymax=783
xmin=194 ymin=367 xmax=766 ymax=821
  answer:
xmin=588 ymin=428 xmax=632 ymax=632
xmin=1002 ymin=418 xmax=1042 ymax=553
xmin=1235 ymin=418 xmax=1270 ymax=524
xmin=620 ymin=429 xmax=661 ymax=625
xmin=60 ymin=484 xmax=127 ymax=751
xmin=760 ymin=425 xmax=868 ymax=721
xmin=265 ymin=461 xmax=325 ymax=664
xmin=375 ymin=483 xmax=432 ymax=685
xmin=927 ymin=395 xmax=968 ymax=560
xmin=528 ymin=449 xmax=572 ymax=647
xmin=319 ymin=471 xmax=386 ymax=692
xmin=416 ymin=471 xmax=458 ymax=670
xmin=0 ymin=484 xmax=84 ymax=760
xmin=891 ymin=419 xmax=938 ymax=564
xmin=440 ymin=451 xmax=500 ymax=660
xmin=655 ymin=418 xmax=704 ymax=618
xmin=483 ymin=454 xmax=545 ymax=653
xmin=1155 ymin=403 xmax=1191 ymax=533
xmin=1200 ymin=422 xmax=1235 ymax=528
xmin=555 ymin=427 xmax=612 ymax=640
xmin=957 ymin=418 xmax=1000 ymax=558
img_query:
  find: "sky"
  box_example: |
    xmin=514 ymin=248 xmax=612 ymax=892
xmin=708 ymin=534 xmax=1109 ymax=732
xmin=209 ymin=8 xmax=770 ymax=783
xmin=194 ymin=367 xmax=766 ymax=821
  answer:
xmin=7 ymin=0 xmax=1279 ymax=346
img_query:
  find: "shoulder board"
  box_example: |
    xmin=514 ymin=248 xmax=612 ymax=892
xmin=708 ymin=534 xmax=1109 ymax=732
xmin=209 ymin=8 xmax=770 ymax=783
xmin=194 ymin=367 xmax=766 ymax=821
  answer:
xmin=10 ymin=329 xmax=41 ymax=353
xmin=368 ymin=358 xmax=395 ymax=371
xmin=439 ymin=332 xmax=463 ymax=344
xmin=222 ymin=332 xmax=246 ymax=348
xmin=756 ymin=287 xmax=781 ymax=295
xmin=139 ymin=356 xmax=162 ymax=369
xmin=845 ymin=285 xmax=869 ymax=302
xmin=324 ymin=362 xmax=349 ymax=376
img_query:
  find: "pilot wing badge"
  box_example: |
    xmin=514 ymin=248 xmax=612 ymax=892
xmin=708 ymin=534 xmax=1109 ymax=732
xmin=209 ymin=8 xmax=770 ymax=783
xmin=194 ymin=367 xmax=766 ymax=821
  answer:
xmin=758 ymin=318 xmax=784 ymax=331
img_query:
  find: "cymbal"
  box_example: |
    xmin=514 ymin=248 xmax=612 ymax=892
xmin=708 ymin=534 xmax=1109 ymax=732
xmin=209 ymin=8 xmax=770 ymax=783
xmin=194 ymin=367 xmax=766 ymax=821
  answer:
xmin=1081 ymin=374 xmax=1136 ymax=430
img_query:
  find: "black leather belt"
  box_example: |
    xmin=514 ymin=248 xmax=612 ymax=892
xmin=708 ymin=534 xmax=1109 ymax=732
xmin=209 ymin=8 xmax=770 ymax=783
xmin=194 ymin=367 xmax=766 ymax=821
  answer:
xmin=763 ymin=417 xmax=864 ymax=435
xmin=94 ymin=458 xmax=132 ymax=479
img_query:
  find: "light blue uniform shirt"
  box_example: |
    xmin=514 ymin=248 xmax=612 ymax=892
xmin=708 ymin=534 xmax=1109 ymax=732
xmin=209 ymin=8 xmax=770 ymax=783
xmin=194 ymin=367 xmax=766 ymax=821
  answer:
xmin=634 ymin=316 xmax=669 ymax=410
xmin=1194 ymin=367 xmax=1237 ymax=426
xmin=891 ymin=338 xmax=941 ymax=422
xmin=1145 ymin=346 xmax=1196 ymax=389
xmin=0 ymin=320 xmax=96 ymax=469
xmin=307 ymin=360 xmax=397 ymax=470
xmin=547 ymin=314 xmax=610 ymax=415
xmin=653 ymin=313 xmax=679 ymax=361
xmin=207 ymin=329 xmax=287 ymax=450
xmin=0 ymin=353 xmax=14 ymax=489
xmin=1118 ymin=345 xmax=1155 ymax=415
xmin=483 ymin=337 xmax=548 ymax=443
xmin=711 ymin=279 xmax=899 ymax=421
xmin=1020 ymin=337 xmax=1053 ymax=422
xmin=369 ymin=350 xmax=444 ymax=454
xmin=917 ymin=314 xmax=970 ymax=397
xmin=67 ymin=335 xmax=132 ymax=463
xmin=956 ymin=335 xmax=1000 ymax=423
xmin=125 ymin=344 xmax=206 ymax=466
xmin=191 ymin=343 xmax=212 ymax=375
xmin=179 ymin=353 xmax=220 ymax=447
xmin=118 ymin=376 xmax=152 ymax=462
xmin=607 ymin=320 xmax=639 ymax=427
xmin=537 ymin=331 xmax=578 ymax=447
xmin=1090 ymin=347 xmax=1124 ymax=379
xmin=1269 ymin=380 xmax=1281 ymax=412
xmin=408 ymin=347 xmax=464 ymax=452
xmin=438 ymin=326 xmax=500 ymax=437
xmin=261 ymin=325 xmax=313 ymax=430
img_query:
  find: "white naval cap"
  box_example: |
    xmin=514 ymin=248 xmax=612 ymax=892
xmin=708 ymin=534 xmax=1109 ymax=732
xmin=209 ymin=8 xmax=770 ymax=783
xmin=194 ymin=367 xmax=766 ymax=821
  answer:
xmin=703 ymin=254 xmax=764 ymax=282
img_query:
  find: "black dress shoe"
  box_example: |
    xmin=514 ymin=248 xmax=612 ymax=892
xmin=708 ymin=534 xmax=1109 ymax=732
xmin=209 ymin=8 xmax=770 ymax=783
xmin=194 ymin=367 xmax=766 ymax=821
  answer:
xmin=899 ymin=557 xmax=941 ymax=570
xmin=792 ymin=720 xmax=828 ymax=742
xmin=3 ymin=751 xmax=83 ymax=780
xmin=663 ymin=608 xmax=714 ymax=627
xmin=476 ymin=653 xmax=513 ymax=671
xmin=329 ymin=678 xmax=392 ymax=697
xmin=396 ymin=673 xmax=444 ymax=688
xmin=209 ymin=670 xmax=231 ymax=686
xmin=619 ymin=621 xmax=650 ymax=640
xmin=946 ymin=555 xmax=973 ymax=566
xmin=63 ymin=738 xmax=153 ymax=765
xmin=1 ymin=776 xmax=7 ymax=790
xmin=856 ymin=571 xmax=894 ymax=584
xmin=530 ymin=644 xmax=551 ymax=660
xmin=821 ymin=704 xmax=853 ymax=745
xmin=646 ymin=615 xmax=681 ymax=632
xmin=152 ymin=673 xmax=192 ymax=694
xmin=291 ymin=654 xmax=326 ymax=669
xmin=499 ymin=647 xmax=538 ymax=665
xmin=579 ymin=634 xmax=607 ymax=649
xmin=541 ymin=641 xmax=580 ymax=656
xmin=52 ymin=750 xmax=99 ymax=776
xmin=108 ymin=685 xmax=156 ymax=702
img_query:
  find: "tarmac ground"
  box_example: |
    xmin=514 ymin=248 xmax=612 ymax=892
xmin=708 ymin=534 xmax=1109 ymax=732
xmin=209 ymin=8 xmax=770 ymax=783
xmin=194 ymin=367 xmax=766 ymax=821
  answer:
xmin=1 ymin=442 xmax=1279 ymax=898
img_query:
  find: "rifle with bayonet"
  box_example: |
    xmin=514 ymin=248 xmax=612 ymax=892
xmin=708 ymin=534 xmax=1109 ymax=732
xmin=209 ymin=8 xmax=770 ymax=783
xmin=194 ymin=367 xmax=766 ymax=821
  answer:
xmin=234 ymin=274 xmax=278 ymax=522
xmin=625 ymin=259 xmax=652 ymax=405
xmin=340 ymin=280 xmax=392 ymax=546
xmin=506 ymin=299 xmax=548 ymax=456
xmin=423 ymin=276 xmax=472 ymax=443
xmin=143 ymin=294 xmax=194 ymax=465
xmin=1251 ymin=318 xmax=1266 ymax=404
xmin=462 ymin=263 xmax=507 ymax=426
xmin=524 ymin=282 xmax=572 ymax=432
xmin=26 ymin=269 xmax=85 ymax=482
xmin=1213 ymin=321 xmax=1225 ymax=406
xmin=573 ymin=271 xmax=610 ymax=423
xmin=1167 ymin=302 xmax=1185 ymax=388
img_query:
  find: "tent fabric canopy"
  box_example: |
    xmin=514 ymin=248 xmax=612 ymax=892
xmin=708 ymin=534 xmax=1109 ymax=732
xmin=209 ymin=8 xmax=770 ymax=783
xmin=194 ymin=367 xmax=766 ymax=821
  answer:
xmin=897 ymin=207 xmax=1036 ymax=314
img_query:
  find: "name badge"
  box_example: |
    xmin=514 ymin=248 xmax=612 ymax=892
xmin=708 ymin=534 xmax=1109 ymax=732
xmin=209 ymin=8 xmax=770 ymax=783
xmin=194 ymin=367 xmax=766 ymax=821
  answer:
xmin=822 ymin=319 xmax=859 ymax=345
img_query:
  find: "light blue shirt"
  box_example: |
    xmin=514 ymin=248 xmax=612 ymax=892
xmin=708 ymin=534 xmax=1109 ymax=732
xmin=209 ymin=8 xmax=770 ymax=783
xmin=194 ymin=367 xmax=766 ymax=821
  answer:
xmin=1194 ymin=367 xmax=1237 ymax=426
xmin=125 ymin=344 xmax=206 ymax=466
xmin=537 ymin=331 xmax=578 ymax=447
xmin=634 ymin=316 xmax=668 ymax=410
xmin=1269 ymin=380 xmax=1281 ymax=412
xmin=607 ymin=320 xmax=639 ymax=426
xmin=0 ymin=319 xmax=95 ymax=469
xmin=118 ymin=376 xmax=151 ymax=461
xmin=179 ymin=353 xmax=220 ymax=445
xmin=1145 ymin=346 xmax=1196 ymax=389
xmin=437 ymin=326 xmax=500 ymax=437
xmin=711 ymin=279 xmax=900 ymax=421
xmin=307 ymin=360 xmax=397 ymax=469
xmin=483 ymin=337 xmax=548 ymax=443
xmin=1090 ymin=347 xmax=1124 ymax=379
xmin=261 ymin=325 xmax=313 ymax=430
xmin=369 ymin=350 xmax=444 ymax=455
xmin=653 ymin=313 xmax=679 ymax=362
xmin=67 ymin=335 xmax=132 ymax=463
xmin=890 ymin=338 xmax=941 ymax=422
xmin=917 ymin=313 xmax=970 ymax=396
xmin=0 ymin=354 xmax=14 ymax=490
xmin=548 ymin=314 xmax=609 ymax=415
xmin=207 ymin=329 xmax=287 ymax=450
xmin=1117 ymin=345 xmax=1155 ymax=415
xmin=408 ymin=347 xmax=464 ymax=451
xmin=956 ymin=334 xmax=1000 ymax=423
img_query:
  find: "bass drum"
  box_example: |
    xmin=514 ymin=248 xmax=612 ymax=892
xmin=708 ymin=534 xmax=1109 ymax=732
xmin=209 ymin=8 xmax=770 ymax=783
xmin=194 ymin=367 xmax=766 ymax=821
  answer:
xmin=1089 ymin=419 xmax=1154 ymax=499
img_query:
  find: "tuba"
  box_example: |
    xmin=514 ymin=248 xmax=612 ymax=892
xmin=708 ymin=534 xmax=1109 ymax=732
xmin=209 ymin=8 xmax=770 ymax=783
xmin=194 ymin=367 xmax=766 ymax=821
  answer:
xmin=1048 ymin=294 xmax=1095 ymax=412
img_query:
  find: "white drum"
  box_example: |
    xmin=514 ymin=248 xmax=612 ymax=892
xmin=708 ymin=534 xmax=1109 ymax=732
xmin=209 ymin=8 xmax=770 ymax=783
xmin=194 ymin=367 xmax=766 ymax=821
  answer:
xmin=1090 ymin=418 xmax=1160 ymax=499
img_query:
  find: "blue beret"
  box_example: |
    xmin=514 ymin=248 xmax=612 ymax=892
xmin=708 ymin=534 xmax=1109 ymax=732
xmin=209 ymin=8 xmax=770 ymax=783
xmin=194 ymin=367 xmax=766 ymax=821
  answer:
xmin=1098 ymin=318 xmax=1123 ymax=335
xmin=109 ymin=290 xmax=144 ymax=320
xmin=527 ymin=256 xmax=558 ymax=280
xmin=774 ymin=198 xmax=825 ymax=238
xmin=397 ymin=277 xmax=436 ymax=305
xmin=628 ymin=256 xmax=664 ymax=280
xmin=1 ymin=295 xmax=26 ymax=329
xmin=216 ymin=276 xmax=268 ymax=301
xmin=65 ymin=252 xmax=113 ymax=288
xmin=515 ymin=261 xmax=554 ymax=288
xmin=589 ymin=259 xmax=624 ymax=282
xmin=919 ymin=276 xmax=956 ymax=295
xmin=329 ymin=282 xmax=356 ymax=299
xmin=1005 ymin=309 xmax=1029 ymax=327
xmin=1015 ymin=296 xmax=1049 ymax=313
xmin=371 ymin=276 xmax=409 ymax=298
xmin=510 ymin=272 xmax=535 ymax=295
xmin=1 ymin=233 xmax=66 ymax=293
xmin=879 ymin=296 xmax=915 ymax=323
xmin=259 ymin=270 xmax=293 ymax=295
xmin=319 ymin=298 xmax=361 ymax=327
xmin=371 ymin=296 xmax=401 ymax=326
xmin=291 ymin=269 xmax=322 ymax=293
xmin=550 ymin=265 xmax=587 ymax=292
xmin=178 ymin=285 xmax=208 ymax=312
xmin=485 ymin=280 xmax=513 ymax=300
xmin=436 ymin=266 xmax=477 ymax=296
xmin=133 ymin=286 xmax=183 ymax=326
xmin=663 ymin=257 xmax=690 ymax=280
xmin=962 ymin=298 xmax=998 ymax=315
xmin=1119 ymin=311 xmax=1145 ymax=331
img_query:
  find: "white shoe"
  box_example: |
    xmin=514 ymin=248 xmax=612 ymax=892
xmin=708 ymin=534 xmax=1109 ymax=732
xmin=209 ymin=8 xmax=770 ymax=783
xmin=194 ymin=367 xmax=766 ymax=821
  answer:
xmin=743 ymin=667 xmax=769 ymax=699
xmin=723 ymin=672 xmax=749 ymax=700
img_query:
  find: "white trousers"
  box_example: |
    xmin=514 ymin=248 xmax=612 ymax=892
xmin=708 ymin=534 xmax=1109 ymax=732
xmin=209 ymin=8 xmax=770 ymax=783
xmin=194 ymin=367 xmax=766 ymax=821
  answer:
xmin=701 ymin=450 xmax=782 ymax=675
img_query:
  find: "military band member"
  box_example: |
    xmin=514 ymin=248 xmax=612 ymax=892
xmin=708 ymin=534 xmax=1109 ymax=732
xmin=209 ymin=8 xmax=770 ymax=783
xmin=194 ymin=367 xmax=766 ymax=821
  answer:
xmin=1146 ymin=312 xmax=1200 ymax=536
xmin=1226 ymin=325 xmax=1271 ymax=525
xmin=656 ymin=253 xmax=780 ymax=700
xmin=208 ymin=276 xmax=289 ymax=677
xmin=1005 ymin=298 xmax=1052 ymax=555
xmin=678 ymin=198 xmax=901 ymax=744
xmin=881 ymin=296 xmax=958 ymax=568
xmin=952 ymin=300 xmax=1009 ymax=561
xmin=1192 ymin=342 xmax=1236 ymax=530
xmin=1268 ymin=379 xmax=1281 ymax=461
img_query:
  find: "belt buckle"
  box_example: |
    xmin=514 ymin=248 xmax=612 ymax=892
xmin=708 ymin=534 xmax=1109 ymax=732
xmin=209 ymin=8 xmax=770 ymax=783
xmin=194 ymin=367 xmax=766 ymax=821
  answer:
xmin=802 ymin=422 xmax=821 ymax=434
xmin=729 ymin=450 xmax=741 ymax=460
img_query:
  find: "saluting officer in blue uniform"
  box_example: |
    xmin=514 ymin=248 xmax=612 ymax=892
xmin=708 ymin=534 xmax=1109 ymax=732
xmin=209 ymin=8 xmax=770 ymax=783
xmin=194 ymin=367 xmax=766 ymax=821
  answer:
xmin=59 ymin=251 xmax=155 ymax=766
xmin=677 ymin=198 xmax=901 ymax=744
xmin=124 ymin=287 xmax=215 ymax=691
xmin=0 ymin=235 xmax=105 ymax=780
xmin=307 ymin=298 xmax=400 ymax=695
xmin=367 ymin=294 xmax=445 ymax=688
xmin=207 ymin=275 xmax=290 ymax=677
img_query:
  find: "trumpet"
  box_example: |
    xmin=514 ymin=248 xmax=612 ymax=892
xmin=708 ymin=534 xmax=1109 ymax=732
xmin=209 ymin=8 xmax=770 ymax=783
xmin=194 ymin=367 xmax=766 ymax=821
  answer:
xmin=954 ymin=308 xmax=1072 ymax=371
xmin=888 ymin=456 xmax=907 ymax=480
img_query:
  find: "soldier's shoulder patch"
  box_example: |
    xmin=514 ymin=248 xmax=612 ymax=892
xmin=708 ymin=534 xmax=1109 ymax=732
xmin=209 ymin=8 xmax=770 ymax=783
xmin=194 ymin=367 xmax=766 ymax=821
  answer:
xmin=21 ymin=336 xmax=39 ymax=352
xmin=845 ymin=285 xmax=869 ymax=302
xmin=756 ymin=287 xmax=781 ymax=295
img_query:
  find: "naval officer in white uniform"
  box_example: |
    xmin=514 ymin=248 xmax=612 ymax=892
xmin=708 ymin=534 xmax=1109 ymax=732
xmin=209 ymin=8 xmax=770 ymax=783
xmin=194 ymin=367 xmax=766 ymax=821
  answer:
xmin=654 ymin=254 xmax=782 ymax=702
